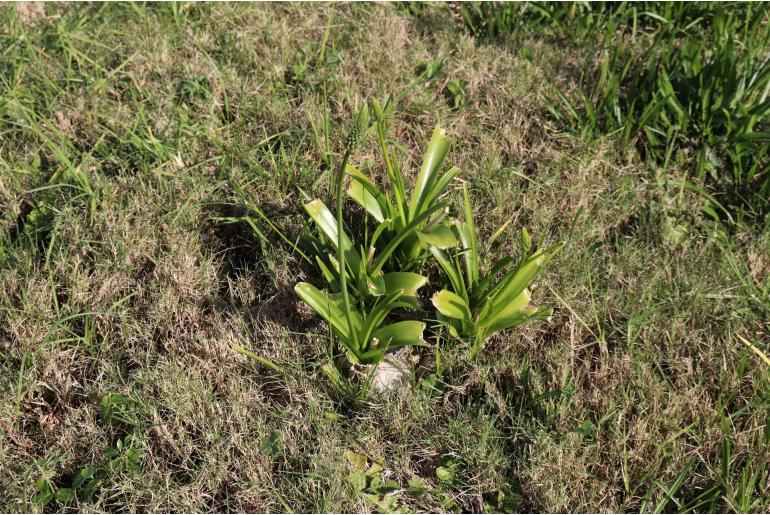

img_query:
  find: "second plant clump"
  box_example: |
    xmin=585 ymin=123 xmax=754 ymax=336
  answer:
xmin=294 ymin=99 xmax=559 ymax=376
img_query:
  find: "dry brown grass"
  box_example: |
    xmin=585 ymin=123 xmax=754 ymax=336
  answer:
xmin=0 ymin=2 xmax=768 ymax=513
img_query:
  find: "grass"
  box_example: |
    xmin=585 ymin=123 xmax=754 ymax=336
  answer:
xmin=0 ymin=2 xmax=768 ymax=513
xmin=460 ymin=2 xmax=770 ymax=215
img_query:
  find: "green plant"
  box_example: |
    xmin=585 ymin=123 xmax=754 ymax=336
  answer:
xmin=484 ymin=485 xmax=524 ymax=513
xmin=295 ymin=104 xmax=430 ymax=365
xmin=344 ymin=98 xmax=460 ymax=272
xmin=430 ymin=184 xmax=559 ymax=356
xmin=435 ymin=456 xmax=459 ymax=484
xmin=456 ymin=2 xmax=770 ymax=211
xmin=300 ymin=99 xmax=454 ymax=291
xmin=100 ymin=393 xmax=140 ymax=427
xmin=177 ymin=75 xmax=212 ymax=105
xmin=294 ymin=281 xmax=427 ymax=365
xmin=546 ymin=3 xmax=770 ymax=208
xmin=344 ymin=451 xmax=400 ymax=512
xmin=642 ymin=7 xmax=770 ymax=193
xmin=300 ymin=196 xmax=439 ymax=304
xmin=443 ymin=79 xmax=468 ymax=110
xmin=298 ymin=103 xmax=559 ymax=363
xmin=457 ymin=2 xmax=623 ymax=43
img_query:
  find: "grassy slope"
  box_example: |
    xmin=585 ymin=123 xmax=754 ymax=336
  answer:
xmin=0 ymin=3 xmax=768 ymax=513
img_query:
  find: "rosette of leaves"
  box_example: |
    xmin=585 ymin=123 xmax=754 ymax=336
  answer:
xmin=294 ymin=280 xmax=428 ymax=364
xmin=296 ymin=104 xmax=431 ymax=365
xmin=430 ymin=184 xmax=561 ymax=356
xmin=344 ymin=98 xmax=461 ymax=273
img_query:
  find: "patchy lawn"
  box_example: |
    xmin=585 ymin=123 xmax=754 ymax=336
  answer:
xmin=1 ymin=3 xmax=768 ymax=513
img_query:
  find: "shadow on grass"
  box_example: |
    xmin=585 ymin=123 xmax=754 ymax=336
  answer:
xmin=202 ymin=198 xmax=327 ymax=351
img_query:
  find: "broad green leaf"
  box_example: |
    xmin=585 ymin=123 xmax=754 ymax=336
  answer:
xmin=380 ymin=272 xmax=427 ymax=296
xmin=346 ymin=164 xmax=391 ymax=223
xmin=367 ymin=272 xmax=387 ymax=297
xmin=72 ymin=466 xmax=95 ymax=490
xmin=528 ymin=306 xmax=553 ymax=321
xmin=453 ymin=221 xmax=478 ymax=289
xmin=375 ymin=494 xmax=398 ymax=512
xmin=315 ymin=255 xmax=339 ymax=287
xmin=356 ymin=348 xmax=386 ymax=364
xmin=347 ymin=470 xmax=367 ymax=492
xmin=371 ymin=200 xmax=448 ymax=274
xmin=346 ymin=164 xmax=389 ymax=199
xmin=259 ymin=430 xmax=281 ymax=456
xmin=348 ymin=180 xmax=385 ymax=222
xmin=304 ymin=199 xmax=338 ymax=243
xmin=300 ymin=232 xmax=327 ymax=260
xmin=432 ymin=289 xmax=471 ymax=321
xmin=423 ymin=165 xmax=460 ymax=209
xmin=303 ymin=199 xmax=362 ymax=273
xmin=485 ymin=287 xmax=530 ymax=322
xmin=294 ymin=282 xmax=361 ymax=342
xmin=34 ymin=480 xmax=53 ymax=507
xmin=55 ymin=488 xmax=75 ymax=504
xmin=480 ymin=288 xmax=531 ymax=332
xmin=368 ymin=271 xmax=425 ymax=309
xmin=344 ymin=451 xmax=368 ymax=471
xmin=446 ymin=319 xmax=461 ymax=338
xmin=417 ymin=223 xmax=458 ymax=249
xmin=408 ymin=126 xmax=451 ymax=219
xmin=372 ymin=320 xmax=427 ymax=349
xmin=482 ymin=306 xmax=551 ymax=339
xmin=358 ymin=288 xmax=403 ymax=349
xmin=369 ymin=217 xmax=393 ymax=249
xmin=360 ymin=289 xmax=409 ymax=348
xmin=476 ymin=256 xmax=514 ymax=298
xmin=435 ymin=466 xmax=455 ymax=482
xmin=490 ymin=250 xmax=548 ymax=310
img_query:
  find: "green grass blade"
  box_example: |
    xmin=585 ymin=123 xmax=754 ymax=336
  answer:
xmin=233 ymin=347 xmax=285 ymax=375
